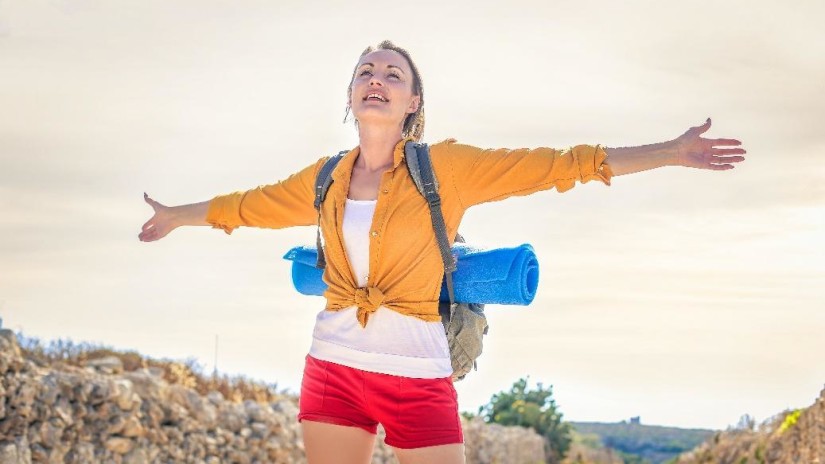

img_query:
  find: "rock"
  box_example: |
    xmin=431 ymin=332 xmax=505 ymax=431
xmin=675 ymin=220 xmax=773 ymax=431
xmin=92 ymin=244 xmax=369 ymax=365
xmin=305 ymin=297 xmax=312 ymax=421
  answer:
xmin=206 ymin=391 xmax=225 ymax=405
xmin=271 ymin=399 xmax=298 ymax=418
xmin=123 ymin=446 xmax=149 ymax=464
xmin=218 ymin=405 xmax=245 ymax=433
xmin=38 ymin=419 xmax=63 ymax=449
xmin=113 ymin=378 xmax=141 ymax=411
xmin=0 ymin=435 xmax=32 ymax=464
xmin=197 ymin=402 xmax=218 ymax=430
xmin=0 ymin=329 xmax=22 ymax=359
xmin=53 ymin=397 xmax=74 ymax=427
xmin=84 ymin=356 xmax=124 ymax=375
xmin=121 ymin=416 xmax=146 ymax=438
xmin=65 ymin=442 xmax=95 ymax=462
xmin=161 ymin=402 xmax=189 ymax=424
xmin=244 ymin=400 xmax=268 ymax=422
xmin=1 ymin=446 xmax=20 ymax=463
xmin=46 ymin=443 xmax=70 ymax=464
xmin=123 ymin=370 xmax=167 ymax=401
xmin=145 ymin=402 xmax=164 ymax=428
xmin=105 ymin=436 xmax=134 ymax=454
xmin=461 ymin=417 xmax=545 ymax=464
xmin=72 ymin=377 xmax=94 ymax=403
xmin=88 ymin=379 xmax=112 ymax=405
xmin=29 ymin=443 xmax=47 ymax=462
xmin=168 ymin=384 xmax=216 ymax=428
xmin=226 ymin=449 xmax=251 ymax=464
xmin=251 ymin=422 xmax=269 ymax=438
xmin=107 ymin=415 xmax=127 ymax=435
xmin=11 ymin=381 xmax=38 ymax=420
xmin=36 ymin=374 xmax=59 ymax=406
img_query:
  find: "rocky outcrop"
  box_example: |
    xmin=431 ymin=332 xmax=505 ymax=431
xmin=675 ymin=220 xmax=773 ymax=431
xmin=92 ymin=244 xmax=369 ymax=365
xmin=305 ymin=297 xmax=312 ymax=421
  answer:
xmin=674 ymin=386 xmax=825 ymax=464
xmin=462 ymin=417 xmax=547 ymax=464
xmin=0 ymin=329 xmax=545 ymax=463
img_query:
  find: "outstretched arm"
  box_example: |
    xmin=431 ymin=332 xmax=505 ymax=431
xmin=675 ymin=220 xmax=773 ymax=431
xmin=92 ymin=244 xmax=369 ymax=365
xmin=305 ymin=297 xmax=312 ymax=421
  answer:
xmin=138 ymin=194 xmax=211 ymax=242
xmin=603 ymin=118 xmax=746 ymax=176
xmin=138 ymin=157 xmax=326 ymax=242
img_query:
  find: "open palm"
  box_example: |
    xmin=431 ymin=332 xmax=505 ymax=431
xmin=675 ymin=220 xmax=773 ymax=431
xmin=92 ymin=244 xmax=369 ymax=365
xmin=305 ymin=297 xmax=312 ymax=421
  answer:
xmin=673 ymin=118 xmax=746 ymax=170
xmin=139 ymin=193 xmax=176 ymax=242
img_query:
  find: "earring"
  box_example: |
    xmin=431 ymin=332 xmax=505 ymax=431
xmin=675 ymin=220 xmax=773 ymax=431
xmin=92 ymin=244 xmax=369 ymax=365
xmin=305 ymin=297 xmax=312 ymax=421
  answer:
xmin=343 ymin=105 xmax=351 ymax=123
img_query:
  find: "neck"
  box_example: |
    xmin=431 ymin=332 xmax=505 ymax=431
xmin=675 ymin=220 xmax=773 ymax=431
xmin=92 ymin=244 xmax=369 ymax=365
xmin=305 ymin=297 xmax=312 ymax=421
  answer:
xmin=355 ymin=124 xmax=404 ymax=172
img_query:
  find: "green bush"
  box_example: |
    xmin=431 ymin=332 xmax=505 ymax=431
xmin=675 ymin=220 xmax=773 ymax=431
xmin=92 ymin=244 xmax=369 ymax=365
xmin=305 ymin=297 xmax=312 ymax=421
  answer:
xmin=479 ymin=377 xmax=571 ymax=463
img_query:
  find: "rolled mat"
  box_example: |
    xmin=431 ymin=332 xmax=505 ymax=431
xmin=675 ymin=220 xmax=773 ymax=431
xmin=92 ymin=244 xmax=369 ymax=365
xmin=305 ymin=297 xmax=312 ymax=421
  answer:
xmin=282 ymin=243 xmax=540 ymax=305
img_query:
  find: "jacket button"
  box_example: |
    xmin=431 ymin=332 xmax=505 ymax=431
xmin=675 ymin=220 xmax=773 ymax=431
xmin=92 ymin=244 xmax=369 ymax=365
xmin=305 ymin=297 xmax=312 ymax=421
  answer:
xmin=382 ymin=189 xmax=389 ymax=194
xmin=371 ymin=231 xmax=379 ymax=237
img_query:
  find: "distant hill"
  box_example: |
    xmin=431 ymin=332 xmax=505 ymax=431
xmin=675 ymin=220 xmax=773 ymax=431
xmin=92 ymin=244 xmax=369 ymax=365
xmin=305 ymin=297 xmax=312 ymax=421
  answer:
xmin=567 ymin=420 xmax=714 ymax=464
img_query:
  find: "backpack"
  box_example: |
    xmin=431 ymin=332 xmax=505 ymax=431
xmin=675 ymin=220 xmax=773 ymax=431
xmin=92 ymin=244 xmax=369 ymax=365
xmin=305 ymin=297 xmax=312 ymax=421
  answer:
xmin=312 ymin=140 xmax=489 ymax=382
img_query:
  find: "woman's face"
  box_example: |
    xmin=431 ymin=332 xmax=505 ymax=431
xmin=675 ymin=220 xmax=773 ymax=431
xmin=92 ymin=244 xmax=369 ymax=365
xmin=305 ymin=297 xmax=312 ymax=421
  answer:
xmin=348 ymin=49 xmax=420 ymax=134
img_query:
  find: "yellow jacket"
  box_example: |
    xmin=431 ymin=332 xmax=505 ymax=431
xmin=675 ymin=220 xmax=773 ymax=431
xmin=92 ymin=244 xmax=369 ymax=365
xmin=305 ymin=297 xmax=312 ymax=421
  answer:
xmin=206 ymin=137 xmax=613 ymax=327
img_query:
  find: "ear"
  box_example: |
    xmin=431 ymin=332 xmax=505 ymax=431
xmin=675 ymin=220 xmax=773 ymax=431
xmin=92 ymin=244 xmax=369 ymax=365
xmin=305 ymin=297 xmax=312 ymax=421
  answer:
xmin=407 ymin=95 xmax=421 ymax=113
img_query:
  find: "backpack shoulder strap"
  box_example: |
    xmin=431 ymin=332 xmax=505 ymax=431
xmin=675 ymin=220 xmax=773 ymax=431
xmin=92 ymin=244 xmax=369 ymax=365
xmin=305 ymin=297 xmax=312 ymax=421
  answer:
xmin=404 ymin=141 xmax=439 ymax=195
xmin=404 ymin=141 xmax=457 ymax=316
xmin=314 ymin=151 xmax=347 ymax=269
xmin=314 ymin=152 xmax=346 ymax=210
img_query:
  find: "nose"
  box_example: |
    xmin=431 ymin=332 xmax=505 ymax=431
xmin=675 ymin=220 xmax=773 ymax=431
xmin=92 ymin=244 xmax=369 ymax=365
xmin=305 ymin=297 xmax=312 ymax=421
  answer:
xmin=369 ymin=76 xmax=384 ymax=87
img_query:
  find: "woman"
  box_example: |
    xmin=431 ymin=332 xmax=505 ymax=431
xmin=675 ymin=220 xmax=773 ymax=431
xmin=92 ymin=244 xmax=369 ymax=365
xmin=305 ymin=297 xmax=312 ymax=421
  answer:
xmin=139 ymin=41 xmax=746 ymax=464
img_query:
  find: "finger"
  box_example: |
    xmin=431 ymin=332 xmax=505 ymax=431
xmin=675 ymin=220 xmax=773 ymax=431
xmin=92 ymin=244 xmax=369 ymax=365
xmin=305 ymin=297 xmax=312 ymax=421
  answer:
xmin=144 ymin=196 xmax=162 ymax=212
xmin=696 ymin=117 xmax=712 ymax=134
xmin=141 ymin=229 xmax=157 ymax=242
xmin=710 ymin=138 xmax=742 ymax=146
xmin=711 ymin=148 xmax=746 ymax=155
xmin=713 ymin=156 xmax=746 ymax=164
xmin=708 ymin=162 xmax=735 ymax=170
xmin=142 ymin=219 xmax=154 ymax=232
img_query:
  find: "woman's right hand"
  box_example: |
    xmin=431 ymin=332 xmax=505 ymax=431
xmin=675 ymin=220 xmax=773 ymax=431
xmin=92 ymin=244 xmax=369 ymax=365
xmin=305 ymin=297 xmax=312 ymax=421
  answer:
xmin=139 ymin=192 xmax=178 ymax=242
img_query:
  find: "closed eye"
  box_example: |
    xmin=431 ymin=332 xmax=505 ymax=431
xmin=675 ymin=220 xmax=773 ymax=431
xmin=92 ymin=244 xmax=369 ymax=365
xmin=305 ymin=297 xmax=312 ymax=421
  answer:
xmin=358 ymin=69 xmax=401 ymax=80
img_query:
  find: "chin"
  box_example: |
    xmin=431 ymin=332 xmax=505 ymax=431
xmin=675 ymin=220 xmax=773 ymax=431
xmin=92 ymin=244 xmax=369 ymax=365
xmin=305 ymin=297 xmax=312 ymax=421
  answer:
xmin=353 ymin=110 xmax=402 ymax=126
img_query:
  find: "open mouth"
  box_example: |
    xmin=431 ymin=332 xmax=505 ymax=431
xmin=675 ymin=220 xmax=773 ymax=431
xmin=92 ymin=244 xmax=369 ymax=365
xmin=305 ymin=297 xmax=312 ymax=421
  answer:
xmin=364 ymin=93 xmax=389 ymax=102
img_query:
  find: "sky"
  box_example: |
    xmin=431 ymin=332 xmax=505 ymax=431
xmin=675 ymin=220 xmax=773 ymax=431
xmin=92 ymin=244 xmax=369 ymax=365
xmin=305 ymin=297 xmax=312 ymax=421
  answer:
xmin=1 ymin=0 xmax=824 ymax=430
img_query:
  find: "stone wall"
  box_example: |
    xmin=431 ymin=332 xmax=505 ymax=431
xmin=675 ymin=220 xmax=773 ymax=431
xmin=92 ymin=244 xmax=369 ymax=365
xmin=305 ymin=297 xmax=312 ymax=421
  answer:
xmin=0 ymin=330 xmax=545 ymax=463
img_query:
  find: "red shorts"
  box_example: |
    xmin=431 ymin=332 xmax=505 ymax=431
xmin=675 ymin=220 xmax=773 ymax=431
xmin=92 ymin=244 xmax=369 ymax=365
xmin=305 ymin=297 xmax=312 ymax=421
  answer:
xmin=297 ymin=354 xmax=464 ymax=449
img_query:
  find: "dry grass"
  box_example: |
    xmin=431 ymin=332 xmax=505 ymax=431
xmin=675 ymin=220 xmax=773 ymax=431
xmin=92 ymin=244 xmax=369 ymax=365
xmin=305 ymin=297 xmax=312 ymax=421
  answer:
xmin=15 ymin=332 xmax=294 ymax=404
xmin=672 ymin=412 xmax=793 ymax=464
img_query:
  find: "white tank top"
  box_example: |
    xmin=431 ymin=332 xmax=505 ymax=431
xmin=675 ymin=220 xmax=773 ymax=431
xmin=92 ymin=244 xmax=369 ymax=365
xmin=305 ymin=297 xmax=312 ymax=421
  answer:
xmin=307 ymin=198 xmax=452 ymax=378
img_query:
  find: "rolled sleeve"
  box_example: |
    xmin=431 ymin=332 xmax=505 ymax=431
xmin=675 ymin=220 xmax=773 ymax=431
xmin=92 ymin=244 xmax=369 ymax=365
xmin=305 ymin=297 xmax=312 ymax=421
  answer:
xmin=205 ymin=158 xmax=326 ymax=234
xmin=443 ymin=140 xmax=613 ymax=208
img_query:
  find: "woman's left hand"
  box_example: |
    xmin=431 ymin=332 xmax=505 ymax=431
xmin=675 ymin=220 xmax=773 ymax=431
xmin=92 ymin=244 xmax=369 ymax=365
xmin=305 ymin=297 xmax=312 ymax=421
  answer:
xmin=672 ymin=118 xmax=747 ymax=170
